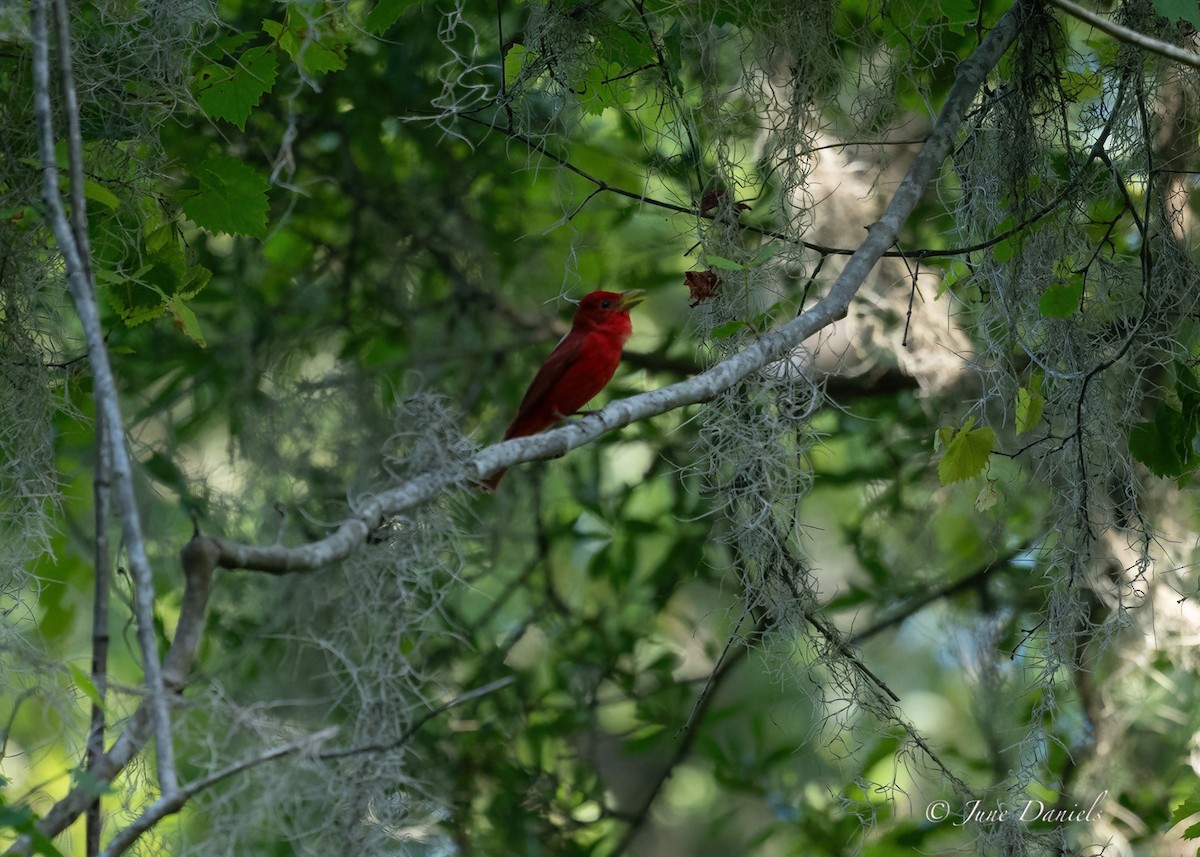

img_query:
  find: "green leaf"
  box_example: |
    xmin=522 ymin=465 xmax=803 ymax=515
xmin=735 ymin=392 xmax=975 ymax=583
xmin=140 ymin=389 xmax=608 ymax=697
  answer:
xmin=749 ymin=243 xmax=780 ymax=267
xmin=264 ymin=14 xmax=346 ymax=76
xmin=711 ymin=319 xmax=748 ymax=339
xmin=167 ymin=294 xmax=207 ymax=347
xmin=601 ymin=24 xmax=656 ymax=68
xmin=365 ymin=0 xmax=420 ymax=34
xmin=1176 ymin=361 xmax=1200 ymax=425
xmin=1084 ymin=36 xmax=1119 ymax=67
xmin=1157 ymin=399 xmax=1194 ymax=461
xmin=1062 ymin=69 xmax=1102 ymax=101
xmin=661 ymin=20 xmax=682 ymax=75
xmin=1154 ymin=0 xmax=1200 ymax=28
xmin=83 ymin=180 xmax=120 ymax=209
xmin=1129 ymin=414 xmax=1187 ymax=478
xmin=937 ymin=418 xmax=995 ymax=485
xmin=941 ymin=0 xmax=976 ymax=34
xmin=1171 ymin=792 xmax=1200 ymax=839
xmin=0 ymin=801 xmax=66 ymax=857
xmin=194 ymin=46 xmax=278 ymax=131
xmin=68 ymin=664 xmax=105 ymax=709
xmin=974 ymin=479 xmax=999 ymax=512
xmin=181 ymin=155 xmax=269 ymax=238
xmin=177 ymin=264 xmax=213 ymax=301
xmin=936 ymin=260 xmax=970 ymax=298
xmin=297 ymin=37 xmax=346 ymax=75
xmin=1015 ymin=381 xmax=1044 ymax=435
xmin=504 ymin=43 xmax=529 ymax=87
xmin=1039 ymin=279 xmax=1083 ymax=318
xmin=992 ymin=236 xmax=1018 ymax=263
xmin=579 ymin=61 xmax=631 ymax=115
xmin=69 ymin=768 xmax=114 ymax=802
xmin=705 ymin=255 xmax=743 ymax=271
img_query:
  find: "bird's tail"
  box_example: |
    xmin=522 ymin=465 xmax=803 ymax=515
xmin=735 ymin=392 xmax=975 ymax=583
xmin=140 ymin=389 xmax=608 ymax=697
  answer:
xmin=477 ymin=469 xmax=506 ymax=492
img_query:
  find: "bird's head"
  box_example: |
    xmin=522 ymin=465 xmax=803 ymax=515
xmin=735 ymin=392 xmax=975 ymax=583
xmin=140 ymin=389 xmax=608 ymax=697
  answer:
xmin=572 ymin=289 xmax=646 ymax=334
xmin=576 ymin=289 xmax=645 ymax=316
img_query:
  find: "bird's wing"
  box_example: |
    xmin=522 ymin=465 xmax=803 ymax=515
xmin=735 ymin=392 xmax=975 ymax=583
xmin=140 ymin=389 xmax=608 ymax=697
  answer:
xmin=504 ymin=332 xmax=584 ymax=438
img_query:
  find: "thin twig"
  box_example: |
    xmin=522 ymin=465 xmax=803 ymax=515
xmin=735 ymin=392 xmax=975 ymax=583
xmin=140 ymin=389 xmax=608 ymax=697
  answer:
xmin=459 ymin=114 xmax=1072 ymax=262
xmin=848 ymin=547 xmax=1028 ymax=646
xmin=679 ymin=607 xmax=758 ymax=734
xmin=30 ymin=0 xmax=177 ymax=794
xmin=801 ymin=609 xmax=900 ymax=703
xmin=609 ymin=622 xmax=761 ymax=857
xmin=318 ymin=677 xmax=515 ymax=761
xmin=630 ymin=0 xmax=704 ymax=196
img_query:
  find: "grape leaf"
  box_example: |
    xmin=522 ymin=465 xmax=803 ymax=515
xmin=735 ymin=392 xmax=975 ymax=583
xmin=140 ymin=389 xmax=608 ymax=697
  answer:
xmin=83 ymin=180 xmax=120 ymax=209
xmin=1171 ymin=790 xmax=1200 ymax=840
xmin=366 ymin=0 xmax=420 ymax=33
xmin=938 ymin=417 xmax=995 ymax=485
xmin=181 ymin=156 xmax=269 ymax=238
xmin=194 ymin=46 xmax=278 ymax=131
xmin=263 ymin=15 xmax=346 ymax=76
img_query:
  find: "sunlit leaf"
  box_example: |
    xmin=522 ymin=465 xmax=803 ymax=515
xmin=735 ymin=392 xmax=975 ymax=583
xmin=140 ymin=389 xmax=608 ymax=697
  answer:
xmin=974 ymin=479 xmax=1000 ymax=512
xmin=937 ymin=418 xmax=995 ymax=484
xmin=1015 ymin=379 xmax=1044 ymax=435
xmin=83 ymin=180 xmax=120 ymax=209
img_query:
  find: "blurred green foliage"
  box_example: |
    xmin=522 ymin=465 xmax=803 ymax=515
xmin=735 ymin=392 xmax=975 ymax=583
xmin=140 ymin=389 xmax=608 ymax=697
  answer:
xmin=3 ymin=0 xmax=1200 ymax=854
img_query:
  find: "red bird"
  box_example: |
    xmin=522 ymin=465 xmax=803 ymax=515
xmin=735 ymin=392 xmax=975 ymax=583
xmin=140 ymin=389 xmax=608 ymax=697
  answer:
xmin=482 ymin=289 xmax=646 ymax=490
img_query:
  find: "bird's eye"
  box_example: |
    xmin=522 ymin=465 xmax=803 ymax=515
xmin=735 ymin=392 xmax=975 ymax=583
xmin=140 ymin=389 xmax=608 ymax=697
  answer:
xmin=600 ymin=299 xmax=611 ymax=308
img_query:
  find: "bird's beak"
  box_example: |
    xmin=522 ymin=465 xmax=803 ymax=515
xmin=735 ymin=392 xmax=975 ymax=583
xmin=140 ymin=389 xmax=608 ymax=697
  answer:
xmin=618 ymin=289 xmax=646 ymax=310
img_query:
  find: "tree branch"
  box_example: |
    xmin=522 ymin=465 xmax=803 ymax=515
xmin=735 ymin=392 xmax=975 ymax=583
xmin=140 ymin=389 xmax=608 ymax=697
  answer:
xmin=86 ymin=404 xmax=112 ymax=857
xmin=204 ymin=0 xmax=1031 ymax=577
xmin=95 ymin=728 xmax=340 ymax=857
xmin=1049 ymin=0 xmax=1200 ymax=71
xmin=30 ymin=0 xmax=176 ymax=795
